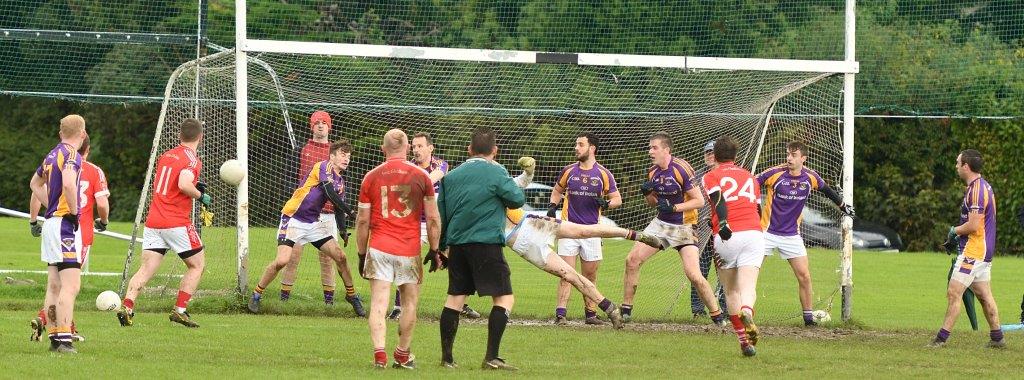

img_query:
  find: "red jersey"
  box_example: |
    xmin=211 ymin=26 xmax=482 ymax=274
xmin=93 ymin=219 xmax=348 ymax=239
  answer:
xmin=701 ymin=162 xmax=761 ymax=234
xmin=299 ymin=139 xmax=333 ymax=214
xmin=145 ymin=145 xmax=202 ymax=229
xmin=358 ymin=157 xmax=435 ymax=257
xmin=79 ymin=161 xmax=110 ymax=245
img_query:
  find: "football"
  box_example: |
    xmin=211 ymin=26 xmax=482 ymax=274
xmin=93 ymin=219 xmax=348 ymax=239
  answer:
xmin=96 ymin=290 xmax=121 ymax=311
xmin=812 ymin=309 xmax=832 ymax=323
xmin=219 ymin=159 xmax=246 ymax=186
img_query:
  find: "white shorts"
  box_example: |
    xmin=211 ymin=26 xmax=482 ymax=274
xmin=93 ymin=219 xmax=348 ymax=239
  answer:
xmin=363 ymin=248 xmax=423 ymax=286
xmin=557 ymin=237 xmax=603 ymax=261
xmin=277 ymin=215 xmax=333 ymax=247
xmin=319 ymin=213 xmax=339 ymax=239
xmin=950 ymin=255 xmax=992 ymax=286
xmin=763 ymin=232 xmax=807 ymax=259
xmin=143 ymin=225 xmax=204 ymax=257
xmin=507 ymin=215 xmax=557 ymax=268
xmin=642 ymin=218 xmax=696 ymax=250
xmin=41 ymin=217 xmax=82 ymax=265
xmin=714 ymin=230 xmax=765 ymax=270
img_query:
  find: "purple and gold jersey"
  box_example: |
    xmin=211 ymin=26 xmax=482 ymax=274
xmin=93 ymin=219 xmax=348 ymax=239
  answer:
xmin=555 ymin=162 xmax=617 ymax=225
xmin=959 ymin=177 xmax=996 ymax=262
xmin=417 ymin=155 xmax=448 ymax=222
xmin=758 ymin=166 xmax=826 ymax=236
xmin=648 ymin=157 xmax=698 ymax=225
xmin=281 ymin=161 xmax=345 ymax=223
xmin=35 ymin=142 xmax=82 ymax=218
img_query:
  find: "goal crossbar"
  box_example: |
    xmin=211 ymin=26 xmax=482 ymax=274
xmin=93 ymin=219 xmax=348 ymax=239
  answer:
xmin=244 ymin=39 xmax=859 ymax=74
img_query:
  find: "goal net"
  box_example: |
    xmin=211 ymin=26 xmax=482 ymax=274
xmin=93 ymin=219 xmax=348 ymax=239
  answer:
xmin=122 ymin=46 xmax=848 ymax=324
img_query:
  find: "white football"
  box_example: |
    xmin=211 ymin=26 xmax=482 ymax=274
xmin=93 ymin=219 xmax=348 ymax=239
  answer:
xmin=812 ymin=309 xmax=832 ymax=323
xmin=96 ymin=290 xmax=121 ymax=311
xmin=219 ymin=159 xmax=246 ymax=186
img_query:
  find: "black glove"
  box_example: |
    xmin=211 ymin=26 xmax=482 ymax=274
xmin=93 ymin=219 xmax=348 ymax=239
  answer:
xmin=195 ymin=181 xmax=212 ymax=207
xmin=423 ymin=249 xmax=449 ymax=273
xmin=719 ymin=221 xmax=733 ymax=241
xmin=640 ymin=181 xmax=656 ymax=196
xmin=941 ymin=226 xmax=959 ymax=255
xmin=30 ymin=220 xmax=41 ymax=237
xmin=595 ymin=197 xmax=611 ymax=210
xmin=839 ymin=203 xmax=856 ymax=218
xmin=358 ymin=254 xmax=367 ymax=279
xmin=64 ymin=214 xmax=79 ymax=232
xmin=195 ymin=181 xmax=207 ymax=194
xmin=546 ymin=203 xmax=558 ymax=218
xmin=95 ymin=218 xmax=108 ymax=232
xmin=656 ymin=198 xmax=675 ymax=213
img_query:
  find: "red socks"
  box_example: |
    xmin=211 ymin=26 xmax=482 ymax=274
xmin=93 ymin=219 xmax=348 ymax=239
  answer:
xmin=123 ymin=298 xmax=135 ymax=311
xmin=729 ymin=314 xmax=749 ymax=346
xmin=175 ymin=291 xmax=192 ymax=312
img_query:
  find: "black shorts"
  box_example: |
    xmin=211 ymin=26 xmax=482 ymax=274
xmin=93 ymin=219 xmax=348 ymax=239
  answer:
xmin=447 ymin=243 xmax=512 ymax=297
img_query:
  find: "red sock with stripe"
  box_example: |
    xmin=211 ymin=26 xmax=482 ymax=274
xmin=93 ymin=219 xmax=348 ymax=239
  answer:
xmin=394 ymin=347 xmax=410 ymax=364
xmin=175 ymin=291 xmax=191 ymax=313
xmin=729 ymin=314 xmax=749 ymax=347
xmin=123 ymin=298 xmax=135 ymax=312
xmin=374 ymin=348 xmax=387 ymax=365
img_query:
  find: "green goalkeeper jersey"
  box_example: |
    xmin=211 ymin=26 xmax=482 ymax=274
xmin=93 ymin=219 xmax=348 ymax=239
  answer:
xmin=439 ymin=157 xmax=526 ymax=248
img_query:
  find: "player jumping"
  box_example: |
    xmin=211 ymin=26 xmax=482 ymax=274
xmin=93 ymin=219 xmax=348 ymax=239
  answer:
xmin=248 ymin=140 xmax=366 ymax=317
xmin=703 ymin=137 xmax=764 ymax=357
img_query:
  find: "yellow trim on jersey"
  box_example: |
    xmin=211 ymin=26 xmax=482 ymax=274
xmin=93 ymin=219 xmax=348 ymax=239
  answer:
xmin=759 ymin=171 xmax=785 ymax=230
xmin=54 ymin=149 xmax=79 ymax=217
xmin=558 ymin=165 xmax=573 ymax=220
xmin=962 ymin=184 xmax=989 ymax=260
xmin=806 ymin=169 xmax=821 ymax=190
xmin=506 ymin=208 xmax=525 ymax=225
xmin=281 ymin=161 xmax=324 ymax=216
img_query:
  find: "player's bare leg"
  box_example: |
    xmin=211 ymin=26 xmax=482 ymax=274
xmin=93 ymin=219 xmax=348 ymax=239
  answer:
xmin=542 ymin=252 xmax=622 ymax=329
xmin=787 ymin=256 xmax=816 ymax=325
xmin=318 ymin=251 xmax=337 ymax=305
xmin=931 ymin=280 xmax=968 ymax=347
xmin=679 ymin=246 xmax=725 ymax=320
xmin=320 ymin=240 xmax=365 ymax=317
xmin=279 ymin=245 xmax=303 ymax=301
xmin=557 ymin=222 xmax=660 ymax=249
xmin=120 ymin=250 xmax=166 ymax=326
xmin=622 ymin=242 xmax=659 ymax=319
xmin=368 ymin=279 xmax=391 ymax=367
xmin=395 ymin=282 xmax=420 ymax=368
xmin=719 ymin=267 xmax=755 ymax=356
xmin=33 ymin=267 xmax=60 ymax=341
xmin=970 ymin=282 xmax=1005 ymax=348
xmin=248 ymin=244 xmax=296 ymax=313
xmin=580 ymin=260 xmax=602 ymax=324
xmin=52 ymin=267 xmax=81 ymax=352
xmin=169 ymin=251 xmax=205 ymax=327
xmin=554 ymin=255 xmax=576 ymax=324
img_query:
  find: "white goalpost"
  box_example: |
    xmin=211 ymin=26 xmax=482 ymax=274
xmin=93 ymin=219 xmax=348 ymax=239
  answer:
xmin=120 ymin=0 xmax=857 ymax=322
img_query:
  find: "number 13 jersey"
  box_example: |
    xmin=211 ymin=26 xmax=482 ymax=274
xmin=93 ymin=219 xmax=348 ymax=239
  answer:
xmin=359 ymin=157 xmax=435 ymax=257
xmin=701 ymin=162 xmax=761 ymax=234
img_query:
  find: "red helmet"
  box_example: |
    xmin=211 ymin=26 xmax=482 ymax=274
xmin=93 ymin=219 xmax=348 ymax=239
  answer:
xmin=310 ymin=110 xmax=332 ymax=130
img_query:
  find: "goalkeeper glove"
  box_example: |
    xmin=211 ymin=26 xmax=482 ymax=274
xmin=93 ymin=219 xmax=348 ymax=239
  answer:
xmin=595 ymin=197 xmax=611 ymax=210
xmin=423 ymin=249 xmax=448 ymax=273
xmin=942 ymin=226 xmax=959 ymax=255
xmin=546 ymin=203 xmax=558 ymax=218
xmin=64 ymin=214 xmax=79 ymax=232
xmin=196 ymin=181 xmax=213 ymax=207
xmin=719 ymin=221 xmax=733 ymax=241
xmin=839 ymin=203 xmax=856 ymax=218
xmin=656 ymin=198 xmax=675 ymax=213
xmin=640 ymin=181 xmax=656 ymax=196
xmin=517 ymin=156 xmax=536 ymax=176
xmin=95 ymin=218 xmax=108 ymax=232
xmin=29 ymin=220 xmax=41 ymax=237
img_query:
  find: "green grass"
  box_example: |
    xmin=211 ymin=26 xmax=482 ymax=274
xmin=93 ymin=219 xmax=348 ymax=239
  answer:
xmin=3 ymin=216 xmax=1024 ymax=377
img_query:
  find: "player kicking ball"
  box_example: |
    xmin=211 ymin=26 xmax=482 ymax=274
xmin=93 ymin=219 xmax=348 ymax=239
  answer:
xmin=248 ymin=140 xmax=366 ymax=317
xmin=703 ymin=137 xmax=764 ymax=357
xmin=456 ymin=157 xmax=660 ymax=329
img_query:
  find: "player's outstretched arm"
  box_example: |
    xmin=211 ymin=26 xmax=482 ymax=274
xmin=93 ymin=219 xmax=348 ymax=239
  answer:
xmin=819 ymin=185 xmax=854 ymax=218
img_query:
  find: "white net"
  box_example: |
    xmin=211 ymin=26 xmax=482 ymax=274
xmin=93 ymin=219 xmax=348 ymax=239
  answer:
xmin=124 ymin=48 xmax=845 ymax=323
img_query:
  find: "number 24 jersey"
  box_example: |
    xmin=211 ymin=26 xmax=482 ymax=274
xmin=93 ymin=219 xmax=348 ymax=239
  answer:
xmin=701 ymin=162 xmax=761 ymax=234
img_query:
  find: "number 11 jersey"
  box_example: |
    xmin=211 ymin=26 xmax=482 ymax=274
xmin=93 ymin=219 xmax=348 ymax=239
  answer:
xmin=701 ymin=162 xmax=761 ymax=234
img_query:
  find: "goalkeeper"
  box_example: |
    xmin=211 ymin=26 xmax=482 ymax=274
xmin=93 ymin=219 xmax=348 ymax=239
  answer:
xmin=496 ymin=156 xmax=660 ymax=329
xmin=247 ymin=140 xmax=365 ymax=317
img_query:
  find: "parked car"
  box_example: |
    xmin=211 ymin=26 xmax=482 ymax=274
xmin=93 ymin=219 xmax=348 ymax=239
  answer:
xmin=521 ymin=183 xmax=619 ymax=227
xmin=800 ymin=208 xmax=903 ymax=251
